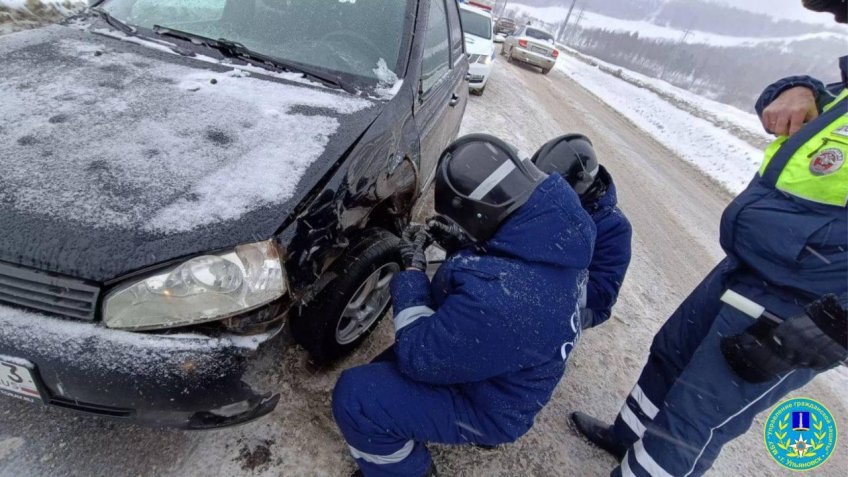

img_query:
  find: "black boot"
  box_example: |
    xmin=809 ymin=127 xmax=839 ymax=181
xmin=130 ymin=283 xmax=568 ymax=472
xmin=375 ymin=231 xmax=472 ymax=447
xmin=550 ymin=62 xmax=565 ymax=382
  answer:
xmin=350 ymin=462 xmax=438 ymax=477
xmin=570 ymin=412 xmax=627 ymax=460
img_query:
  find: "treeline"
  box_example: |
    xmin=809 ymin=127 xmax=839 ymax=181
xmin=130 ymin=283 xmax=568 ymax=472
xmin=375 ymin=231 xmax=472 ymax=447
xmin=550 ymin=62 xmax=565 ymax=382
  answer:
xmin=564 ymin=28 xmax=843 ymax=110
xmin=654 ymin=0 xmax=842 ymax=37
xmin=513 ymin=0 xmax=838 ymax=36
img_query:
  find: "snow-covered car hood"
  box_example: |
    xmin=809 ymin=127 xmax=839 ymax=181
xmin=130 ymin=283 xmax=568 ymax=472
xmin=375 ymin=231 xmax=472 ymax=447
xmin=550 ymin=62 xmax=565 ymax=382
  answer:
xmin=464 ymin=34 xmax=494 ymax=57
xmin=0 ymin=26 xmax=381 ymax=282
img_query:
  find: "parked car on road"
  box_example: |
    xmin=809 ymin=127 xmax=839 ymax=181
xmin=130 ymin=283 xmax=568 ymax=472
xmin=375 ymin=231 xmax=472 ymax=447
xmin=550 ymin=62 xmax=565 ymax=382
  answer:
xmin=502 ymin=25 xmax=559 ymax=74
xmin=494 ymin=16 xmax=516 ymax=35
xmin=460 ymin=3 xmax=495 ymax=95
xmin=0 ymin=0 xmax=467 ymax=429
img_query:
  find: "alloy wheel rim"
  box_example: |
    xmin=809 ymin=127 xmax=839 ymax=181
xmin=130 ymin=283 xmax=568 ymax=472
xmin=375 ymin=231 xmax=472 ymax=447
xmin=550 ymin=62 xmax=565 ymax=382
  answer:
xmin=335 ymin=262 xmax=399 ymax=345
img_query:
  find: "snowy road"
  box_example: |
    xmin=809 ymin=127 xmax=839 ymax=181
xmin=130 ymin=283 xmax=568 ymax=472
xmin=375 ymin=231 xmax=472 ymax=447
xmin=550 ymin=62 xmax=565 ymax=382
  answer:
xmin=1 ymin=53 xmax=846 ymax=477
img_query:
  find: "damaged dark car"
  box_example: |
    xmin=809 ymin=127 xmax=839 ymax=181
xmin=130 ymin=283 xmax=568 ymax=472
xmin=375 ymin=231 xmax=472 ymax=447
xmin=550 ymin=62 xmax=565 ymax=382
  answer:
xmin=0 ymin=0 xmax=468 ymax=428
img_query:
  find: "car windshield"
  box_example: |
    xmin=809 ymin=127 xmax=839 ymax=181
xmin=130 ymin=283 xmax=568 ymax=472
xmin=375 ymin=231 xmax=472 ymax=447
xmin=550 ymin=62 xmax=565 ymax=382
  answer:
xmin=525 ymin=28 xmax=554 ymax=43
xmin=99 ymin=0 xmax=411 ymax=83
xmin=460 ymin=9 xmax=491 ymax=40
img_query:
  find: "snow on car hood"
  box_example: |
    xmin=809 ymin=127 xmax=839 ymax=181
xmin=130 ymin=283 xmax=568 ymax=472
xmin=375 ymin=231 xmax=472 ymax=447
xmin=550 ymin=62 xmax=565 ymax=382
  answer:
xmin=0 ymin=26 xmax=381 ymax=281
xmin=464 ymin=34 xmax=494 ymax=56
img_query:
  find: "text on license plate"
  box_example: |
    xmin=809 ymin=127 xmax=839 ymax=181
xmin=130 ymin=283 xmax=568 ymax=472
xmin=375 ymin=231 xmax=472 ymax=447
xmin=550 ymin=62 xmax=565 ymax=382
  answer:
xmin=0 ymin=357 xmax=42 ymax=402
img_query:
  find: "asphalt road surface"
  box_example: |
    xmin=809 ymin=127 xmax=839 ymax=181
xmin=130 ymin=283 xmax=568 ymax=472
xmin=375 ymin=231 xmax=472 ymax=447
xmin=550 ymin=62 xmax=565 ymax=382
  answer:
xmin=1 ymin=52 xmax=845 ymax=477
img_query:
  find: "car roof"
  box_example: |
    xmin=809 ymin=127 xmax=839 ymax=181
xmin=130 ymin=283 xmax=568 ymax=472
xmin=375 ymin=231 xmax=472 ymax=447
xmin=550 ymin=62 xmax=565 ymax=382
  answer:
xmin=524 ymin=25 xmax=554 ymax=35
xmin=459 ymin=3 xmax=493 ymax=18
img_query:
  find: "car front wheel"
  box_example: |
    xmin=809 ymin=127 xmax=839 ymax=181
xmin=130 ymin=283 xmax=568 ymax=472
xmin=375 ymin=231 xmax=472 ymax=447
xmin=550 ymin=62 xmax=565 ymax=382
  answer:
xmin=290 ymin=230 xmax=402 ymax=365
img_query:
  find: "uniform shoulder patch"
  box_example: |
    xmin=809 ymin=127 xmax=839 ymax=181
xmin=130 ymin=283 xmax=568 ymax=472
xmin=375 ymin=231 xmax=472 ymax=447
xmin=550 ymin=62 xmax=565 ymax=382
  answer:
xmin=810 ymin=148 xmax=844 ymax=176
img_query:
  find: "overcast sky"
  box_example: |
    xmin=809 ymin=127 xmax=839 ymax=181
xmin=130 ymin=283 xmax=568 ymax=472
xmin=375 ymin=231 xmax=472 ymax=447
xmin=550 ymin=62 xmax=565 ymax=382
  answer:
xmin=709 ymin=0 xmax=840 ymax=24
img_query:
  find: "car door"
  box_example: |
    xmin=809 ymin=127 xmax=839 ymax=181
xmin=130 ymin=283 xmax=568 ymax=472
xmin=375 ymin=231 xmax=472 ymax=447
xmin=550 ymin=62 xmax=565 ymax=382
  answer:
xmin=414 ymin=0 xmax=468 ymax=192
xmin=444 ymin=0 xmax=468 ymax=141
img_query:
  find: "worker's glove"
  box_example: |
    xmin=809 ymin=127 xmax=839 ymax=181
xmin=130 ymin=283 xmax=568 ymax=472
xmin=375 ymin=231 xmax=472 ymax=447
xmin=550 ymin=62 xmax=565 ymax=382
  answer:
xmin=400 ymin=224 xmax=431 ymax=271
xmin=774 ymin=295 xmax=847 ymax=370
xmin=426 ymin=216 xmax=472 ymax=254
xmin=721 ymin=295 xmax=848 ymax=383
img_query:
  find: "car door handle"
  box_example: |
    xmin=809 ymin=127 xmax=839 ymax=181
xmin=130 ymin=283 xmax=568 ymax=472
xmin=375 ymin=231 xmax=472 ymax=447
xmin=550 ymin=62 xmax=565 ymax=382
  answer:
xmin=449 ymin=94 xmax=460 ymax=107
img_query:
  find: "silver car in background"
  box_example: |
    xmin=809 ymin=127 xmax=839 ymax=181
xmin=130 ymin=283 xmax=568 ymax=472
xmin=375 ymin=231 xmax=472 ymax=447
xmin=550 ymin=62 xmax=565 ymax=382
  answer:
xmin=502 ymin=25 xmax=559 ymax=75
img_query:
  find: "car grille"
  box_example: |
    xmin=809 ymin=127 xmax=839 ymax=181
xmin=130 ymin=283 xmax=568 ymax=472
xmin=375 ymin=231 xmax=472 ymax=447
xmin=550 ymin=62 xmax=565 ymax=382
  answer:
xmin=0 ymin=260 xmax=100 ymax=321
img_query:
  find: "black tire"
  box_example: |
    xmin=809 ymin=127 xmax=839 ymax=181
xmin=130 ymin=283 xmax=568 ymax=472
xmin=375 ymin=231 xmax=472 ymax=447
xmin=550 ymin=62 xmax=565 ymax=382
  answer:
xmin=541 ymin=67 xmax=552 ymax=75
xmin=290 ymin=230 xmax=403 ymax=365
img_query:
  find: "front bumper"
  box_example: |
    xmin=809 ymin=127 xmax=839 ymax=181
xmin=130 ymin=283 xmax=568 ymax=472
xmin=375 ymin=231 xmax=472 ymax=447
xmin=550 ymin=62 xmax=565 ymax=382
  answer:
xmin=512 ymin=47 xmax=555 ymax=69
xmin=468 ymin=61 xmax=493 ymax=89
xmin=0 ymin=303 xmax=283 ymax=429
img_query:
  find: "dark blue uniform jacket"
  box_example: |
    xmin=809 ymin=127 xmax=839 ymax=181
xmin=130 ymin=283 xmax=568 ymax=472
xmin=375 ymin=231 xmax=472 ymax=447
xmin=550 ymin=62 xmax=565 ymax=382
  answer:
xmin=583 ymin=166 xmax=632 ymax=328
xmin=723 ymin=69 xmax=847 ymax=313
xmin=389 ymin=174 xmax=596 ymax=441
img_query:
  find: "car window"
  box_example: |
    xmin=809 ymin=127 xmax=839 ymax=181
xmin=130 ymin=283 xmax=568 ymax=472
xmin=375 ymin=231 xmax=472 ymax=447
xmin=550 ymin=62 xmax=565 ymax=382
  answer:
xmin=420 ymin=0 xmax=451 ymax=95
xmin=460 ymin=9 xmax=492 ymax=40
xmin=525 ymin=28 xmax=554 ymax=43
xmin=446 ymin=1 xmax=464 ymax=62
xmin=123 ymin=0 xmax=226 ymax=24
xmin=102 ymin=0 xmax=412 ymax=84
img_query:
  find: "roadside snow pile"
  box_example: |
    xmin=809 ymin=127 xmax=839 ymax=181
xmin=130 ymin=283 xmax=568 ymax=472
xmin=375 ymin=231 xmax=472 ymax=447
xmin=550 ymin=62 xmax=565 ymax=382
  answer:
xmin=509 ymin=5 xmax=848 ymax=47
xmin=560 ymin=47 xmax=772 ymax=149
xmin=0 ymin=0 xmax=84 ymax=35
xmin=557 ymin=53 xmax=763 ymax=193
xmin=0 ymin=28 xmax=373 ymax=233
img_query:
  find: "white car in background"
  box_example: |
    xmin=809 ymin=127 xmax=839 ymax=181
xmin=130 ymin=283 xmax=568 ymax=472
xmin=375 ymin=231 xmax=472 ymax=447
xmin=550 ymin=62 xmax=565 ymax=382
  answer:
xmin=459 ymin=3 xmax=495 ymax=95
xmin=503 ymin=25 xmax=559 ymax=75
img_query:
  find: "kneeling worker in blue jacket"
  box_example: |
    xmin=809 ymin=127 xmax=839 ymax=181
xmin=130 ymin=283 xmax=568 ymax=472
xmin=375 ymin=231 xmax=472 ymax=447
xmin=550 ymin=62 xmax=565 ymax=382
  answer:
xmin=533 ymin=134 xmax=632 ymax=329
xmin=332 ymin=134 xmax=596 ymax=477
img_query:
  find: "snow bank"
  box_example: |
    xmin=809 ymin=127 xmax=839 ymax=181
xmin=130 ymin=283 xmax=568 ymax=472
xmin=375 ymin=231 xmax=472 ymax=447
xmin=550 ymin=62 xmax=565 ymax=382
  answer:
xmin=556 ymin=52 xmax=763 ymax=193
xmin=509 ymin=5 xmax=848 ymax=47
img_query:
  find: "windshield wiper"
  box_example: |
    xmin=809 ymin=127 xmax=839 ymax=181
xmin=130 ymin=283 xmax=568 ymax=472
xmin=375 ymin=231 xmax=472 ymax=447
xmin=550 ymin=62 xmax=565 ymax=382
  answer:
xmin=90 ymin=7 xmax=137 ymax=36
xmin=152 ymin=25 xmax=354 ymax=93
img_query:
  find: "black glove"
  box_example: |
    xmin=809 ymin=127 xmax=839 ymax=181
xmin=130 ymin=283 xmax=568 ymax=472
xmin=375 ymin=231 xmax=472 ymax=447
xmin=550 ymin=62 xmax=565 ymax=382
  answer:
xmin=721 ymin=295 xmax=848 ymax=383
xmin=425 ymin=216 xmax=472 ymax=254
xmin=400 ymin=225 xmax=431 ymax=270
xmin=775 ymin=295 xmax=847 ymax=370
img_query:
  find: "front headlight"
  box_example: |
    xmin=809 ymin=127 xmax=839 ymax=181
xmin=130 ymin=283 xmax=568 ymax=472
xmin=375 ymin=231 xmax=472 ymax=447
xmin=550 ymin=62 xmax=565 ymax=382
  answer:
xmin=103 ymin=240 xmax=287 ymax=331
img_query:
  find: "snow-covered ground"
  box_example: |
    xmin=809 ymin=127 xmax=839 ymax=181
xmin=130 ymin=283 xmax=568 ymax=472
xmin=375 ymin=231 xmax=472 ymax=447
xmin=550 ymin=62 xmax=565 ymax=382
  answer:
xmin=509 ymin=4 xmax=848 ymax=46
xmin=554 ymin=50 xmax=766 ymax=193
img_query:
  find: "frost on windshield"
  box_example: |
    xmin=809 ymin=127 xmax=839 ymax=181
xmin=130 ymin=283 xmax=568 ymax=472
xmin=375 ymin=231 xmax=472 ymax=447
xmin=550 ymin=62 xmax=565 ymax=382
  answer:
xmin=0 ymin=31 xmax=374 ymax=234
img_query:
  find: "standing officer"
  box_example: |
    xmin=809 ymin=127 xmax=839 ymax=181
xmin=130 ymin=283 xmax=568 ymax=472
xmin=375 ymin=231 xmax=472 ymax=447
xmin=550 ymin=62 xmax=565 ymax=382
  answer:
xmin=332 ymin=134 xmax=596 ymax=477
xmin=570 ymin=1 xmax=848 ymax=475
xmin=532 ymin=134 xmax=633 ymax=329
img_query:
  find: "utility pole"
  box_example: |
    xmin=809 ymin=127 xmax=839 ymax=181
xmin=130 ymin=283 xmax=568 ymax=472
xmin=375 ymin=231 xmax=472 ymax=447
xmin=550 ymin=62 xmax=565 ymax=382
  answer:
xmin=567 ymin=5 xmax=586 ymax=44
xmin=558 ymin=0 xmax=579 ymax=42
xmin=499 ymin=0 xmax=510 ymax=17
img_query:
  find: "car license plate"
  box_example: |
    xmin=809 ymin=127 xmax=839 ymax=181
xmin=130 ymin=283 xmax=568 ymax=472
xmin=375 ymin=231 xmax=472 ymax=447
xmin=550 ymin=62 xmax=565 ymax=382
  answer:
xmin=0 ymin=356 xmax=43 ymax=402
xmin=531 ymin=46 xmax=548 ymax=55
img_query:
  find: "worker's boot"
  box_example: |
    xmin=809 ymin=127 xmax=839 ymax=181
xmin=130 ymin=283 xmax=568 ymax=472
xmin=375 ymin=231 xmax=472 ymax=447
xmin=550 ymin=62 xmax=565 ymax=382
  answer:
xmin=570 ymin=412 xmax=627 ymax=460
